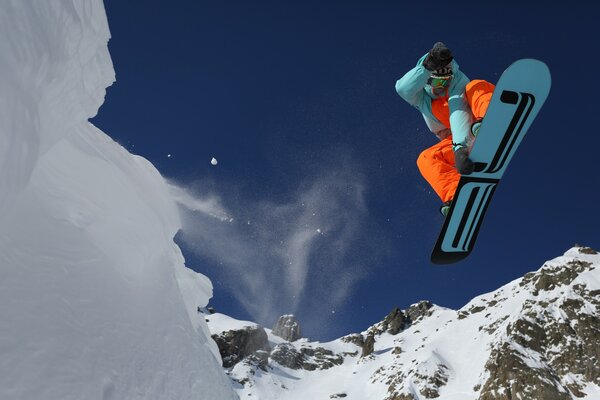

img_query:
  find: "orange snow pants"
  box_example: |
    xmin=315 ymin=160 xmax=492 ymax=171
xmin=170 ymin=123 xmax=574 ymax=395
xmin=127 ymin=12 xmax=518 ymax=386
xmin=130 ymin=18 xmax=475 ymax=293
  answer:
xmin=416 ymin=80 xmax=495 ymax=203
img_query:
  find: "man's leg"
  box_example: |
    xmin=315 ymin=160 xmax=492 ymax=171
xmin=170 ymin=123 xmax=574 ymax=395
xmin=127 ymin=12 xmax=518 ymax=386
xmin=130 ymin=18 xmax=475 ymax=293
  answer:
xmin=416 ymin=137 xmax=460 ymax=204
xmin=465 ymin=79 xmax=495 ymax=120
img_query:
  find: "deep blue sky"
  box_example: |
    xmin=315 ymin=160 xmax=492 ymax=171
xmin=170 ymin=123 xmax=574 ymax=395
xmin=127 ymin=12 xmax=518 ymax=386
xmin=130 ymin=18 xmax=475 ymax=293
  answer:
xmin=94 ymin=1 xmax=599 ymax=341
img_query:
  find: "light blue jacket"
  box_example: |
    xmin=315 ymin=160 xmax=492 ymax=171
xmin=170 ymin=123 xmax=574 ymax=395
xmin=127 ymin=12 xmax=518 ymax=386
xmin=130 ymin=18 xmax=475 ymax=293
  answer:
xmin=395 ymin=54 xmax=473 ymax=150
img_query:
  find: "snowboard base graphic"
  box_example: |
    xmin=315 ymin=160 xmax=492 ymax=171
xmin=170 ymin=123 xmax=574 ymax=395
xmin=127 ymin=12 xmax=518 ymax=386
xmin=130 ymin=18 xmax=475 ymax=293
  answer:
xmin=431 ymin=59 xmax=551 ymax=265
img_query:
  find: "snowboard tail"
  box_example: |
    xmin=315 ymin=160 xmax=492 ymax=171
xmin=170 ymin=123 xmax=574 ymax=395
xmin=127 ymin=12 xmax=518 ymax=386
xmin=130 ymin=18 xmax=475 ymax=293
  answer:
xmin=431 ymin=59 xmax=551 ymax=265
xmin=432 ymin=178 xmax=498 ymax=264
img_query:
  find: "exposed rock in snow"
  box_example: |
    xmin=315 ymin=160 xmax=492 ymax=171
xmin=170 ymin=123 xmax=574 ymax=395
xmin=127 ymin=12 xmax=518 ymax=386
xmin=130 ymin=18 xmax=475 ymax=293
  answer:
xmin=479 ymin=250 xmax=600 ymax=400
xmin=380 ymin=307 xmax=410 ymax=335
xmin=406 ymin=300 xmax=435 ymax=323
xmin=212 ymin=325 xmax=271 ymax=368
xmin=272 ymin=314 xmax=302 ymax=342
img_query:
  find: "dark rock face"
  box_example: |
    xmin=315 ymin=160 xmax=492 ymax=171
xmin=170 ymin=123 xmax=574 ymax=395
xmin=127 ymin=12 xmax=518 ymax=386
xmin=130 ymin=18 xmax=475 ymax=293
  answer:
xmin=244 ymin=350 xmax=270 ymax=371
xmin=406 ymin=301 xmax=434 ymax=323
xmin=385 ymin=362 xmax=449 ymax=400
xmin=300 ymin=346 xmax=344 ymax=371
xmin=416 ymin=364 xmax=449 ymax=399
xmin=270 ymin=343 xmax=344 ymax=371
xmin=480 ymin=342 xmax=572 ymax=400
xmin=272 ymin=314 xmax=301 ymax=342
xmin=270 ymin=343 xmax=304 ymax=370
xmin=341 ymin=333 xmax=364 ymax=347
xmin=554 ymin=286 xmax=600 ymax=385
xmin=575 ymin=245 xmax=598 ymax=255
xmin=381 ymin=307 xmax=409 ymax=335
xmin=480 ymin=253 xmax=600 ymax=399
xmin=361 ymin=333 xmax=375 ymax=357
xmin=371 ymin=304 xmax=434 ymax=338
xmin=212 ymin=326 xmax=271 ymax=368
xmin=211 ymin=314 xmax=345 ymax=374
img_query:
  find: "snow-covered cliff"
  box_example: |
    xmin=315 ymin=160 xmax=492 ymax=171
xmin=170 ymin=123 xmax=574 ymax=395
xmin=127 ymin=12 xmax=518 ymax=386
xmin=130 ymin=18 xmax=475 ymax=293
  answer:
xmin=0 ymin=1 xmax=236 ymax=399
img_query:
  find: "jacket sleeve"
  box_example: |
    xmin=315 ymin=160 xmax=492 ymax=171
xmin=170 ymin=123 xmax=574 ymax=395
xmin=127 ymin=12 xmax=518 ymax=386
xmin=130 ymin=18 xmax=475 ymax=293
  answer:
xmin=447 ymin=68 xmax=473 ymax=150
xmin=395 ymin=54 xmax=431 ymax=111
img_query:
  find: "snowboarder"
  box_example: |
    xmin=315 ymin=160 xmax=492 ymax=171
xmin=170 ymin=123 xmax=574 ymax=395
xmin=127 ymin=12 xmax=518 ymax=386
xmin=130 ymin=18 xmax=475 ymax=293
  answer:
xmin=395 ymin=42 xmax=495 ymax=216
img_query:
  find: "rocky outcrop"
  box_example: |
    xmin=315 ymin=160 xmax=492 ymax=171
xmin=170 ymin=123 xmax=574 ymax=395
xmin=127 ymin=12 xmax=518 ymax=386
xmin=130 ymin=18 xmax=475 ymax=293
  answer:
xmin=480 ymin=341 xmax=571 ymax=400
xmin=212 ymin=326 xmax=271 ymax=368
xmin=361 ymin=333 xmax=375 ymax=357
xmin=368 ymin=307 xmax=410 ymax=337
xmin=300 ymin=346 xmax=345 ymax=371
xmin=341 ymin=333 xmax=364 ymax=347
xmin=352 ymin=304 xmax=436 ymax=359
xmin=384 ymin=360 xmax=450 ymax=400
xmin=574 ymin=245 xmax=598 ymax=255
xmin=270 ymin=342 xmax=344 ymax=371
xmin=211 ymin=315 xmax=345 ymax=373
xmin=406 ymin=301 xmax=434 ymax=323
xmin=272 ymin=314 xmax=301 ymax=342
xmin=381 ymin=307 xmax=409 ymax=335
xmin=270 ymin=342 xmax=304 ymax=370
xmin=520 ymin=259 xmax=592 ymax=295
xmin=370 ymin=303 xmax=434 ymax=337
xmin=479 ymin=247 xmax=600 ymax=399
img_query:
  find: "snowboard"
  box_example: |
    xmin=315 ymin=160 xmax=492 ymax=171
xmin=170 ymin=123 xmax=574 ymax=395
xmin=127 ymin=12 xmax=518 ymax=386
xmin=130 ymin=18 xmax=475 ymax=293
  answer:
xmin=431 ymin=59 xmax=551 ymax=265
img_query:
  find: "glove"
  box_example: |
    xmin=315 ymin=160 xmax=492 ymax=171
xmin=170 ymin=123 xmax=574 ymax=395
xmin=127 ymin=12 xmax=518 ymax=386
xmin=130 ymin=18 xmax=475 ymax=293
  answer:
xmin=454 ymin=147 xmax=474 ymax=175
xmin=423 ymin=42 xmax=453 ymax=71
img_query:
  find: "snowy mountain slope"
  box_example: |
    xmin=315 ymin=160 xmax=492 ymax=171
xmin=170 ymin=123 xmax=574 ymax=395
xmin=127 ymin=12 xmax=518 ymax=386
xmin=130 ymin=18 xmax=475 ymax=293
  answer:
xmin=206 ymin=246 xmax=600 ymax=400
xmin=0 ymin=1 xmax=236 ymax=399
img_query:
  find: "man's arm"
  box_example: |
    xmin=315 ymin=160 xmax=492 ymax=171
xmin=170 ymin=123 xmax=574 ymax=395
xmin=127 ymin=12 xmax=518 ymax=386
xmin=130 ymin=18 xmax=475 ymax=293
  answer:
xmin=395 ymin=54 xmax=430 ymax=110
xmin=447 ymin=69 xmax=473 ymax=150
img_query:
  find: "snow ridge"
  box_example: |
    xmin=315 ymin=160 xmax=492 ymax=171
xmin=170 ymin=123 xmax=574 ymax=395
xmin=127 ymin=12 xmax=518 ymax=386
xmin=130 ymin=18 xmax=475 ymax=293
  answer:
xmin=206 ymin=246 xmax=600 ymax=400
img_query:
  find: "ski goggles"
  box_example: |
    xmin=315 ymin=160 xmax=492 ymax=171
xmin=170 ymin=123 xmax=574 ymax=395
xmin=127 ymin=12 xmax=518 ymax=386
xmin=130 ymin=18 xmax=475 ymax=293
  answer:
xmin=428 ymin=75 xmax=452 ymax=89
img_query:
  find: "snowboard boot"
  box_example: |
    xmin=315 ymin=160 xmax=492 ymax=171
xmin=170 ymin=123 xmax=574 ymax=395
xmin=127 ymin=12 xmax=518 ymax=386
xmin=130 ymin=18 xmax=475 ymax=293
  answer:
xmin=440 ymin=200 xmax=452 ymax=217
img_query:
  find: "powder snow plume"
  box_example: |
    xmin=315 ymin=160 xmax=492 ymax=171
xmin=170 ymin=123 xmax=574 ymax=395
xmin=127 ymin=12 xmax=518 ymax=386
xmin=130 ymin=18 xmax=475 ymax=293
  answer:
xmin=173 ymin=156 xmax=380 ymax=335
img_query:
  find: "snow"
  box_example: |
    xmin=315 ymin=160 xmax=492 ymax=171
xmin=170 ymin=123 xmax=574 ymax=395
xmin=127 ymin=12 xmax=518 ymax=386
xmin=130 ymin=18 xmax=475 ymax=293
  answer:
xmin=582 ymin=382 xmax=600 ymax=398
xmin=0 ymin=1 xmax=236 ymax=399
xmin=206 ymin=313 xmax=261 ymax=335
xmin=206 ymin=247 xmax=600 ymax=400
